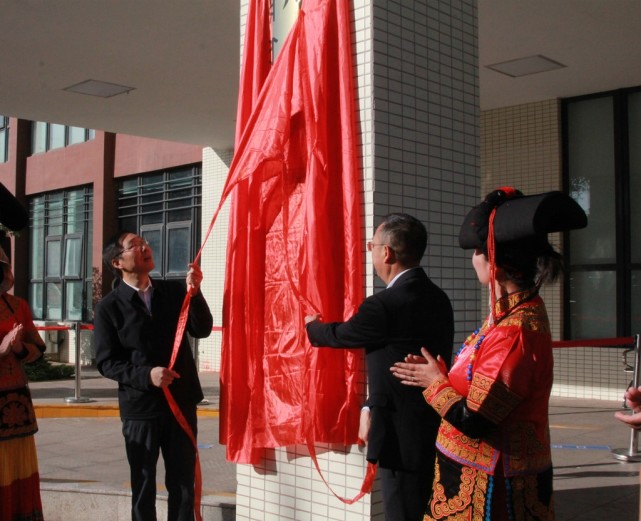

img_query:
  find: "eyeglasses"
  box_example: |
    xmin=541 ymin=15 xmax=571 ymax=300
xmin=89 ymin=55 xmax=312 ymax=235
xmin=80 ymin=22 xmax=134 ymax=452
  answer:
xmin=367 ymin=241 xmax=388 ymax=252
xmin=120 ymin=240 xmax=149 ymax=255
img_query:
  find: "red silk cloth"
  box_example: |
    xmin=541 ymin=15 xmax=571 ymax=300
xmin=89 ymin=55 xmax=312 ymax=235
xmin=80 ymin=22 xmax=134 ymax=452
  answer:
xmin=164 ymin=289 xmax=203 ymax=521
xmin=218 ymin=0 xmax=365 ymax=465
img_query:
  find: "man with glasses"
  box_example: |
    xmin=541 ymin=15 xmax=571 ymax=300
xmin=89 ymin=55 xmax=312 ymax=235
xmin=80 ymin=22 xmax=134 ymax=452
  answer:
xmin=94 ymin=231 xmax=213 ymax=521
xmin=305 ymin=213 xmax=454 ymax=521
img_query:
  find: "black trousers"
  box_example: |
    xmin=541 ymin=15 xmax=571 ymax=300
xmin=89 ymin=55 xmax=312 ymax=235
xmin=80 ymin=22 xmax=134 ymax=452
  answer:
xmin=122 ymin=409 xmax=197 ymax=521
xmin=380 ymin=466 xmax=432 ymax=521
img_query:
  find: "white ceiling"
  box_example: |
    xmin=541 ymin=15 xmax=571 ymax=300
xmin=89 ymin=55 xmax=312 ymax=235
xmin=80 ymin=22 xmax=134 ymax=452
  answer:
xmin=479 ymin=0 xmax=641 ymax=110
xmin=1 ymin=0 xmax=640 ymax=149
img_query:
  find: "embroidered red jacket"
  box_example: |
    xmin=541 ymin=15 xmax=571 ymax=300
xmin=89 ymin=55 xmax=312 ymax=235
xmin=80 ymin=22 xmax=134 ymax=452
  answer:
xmin=423 ymin=289 xmax=553 ymax=476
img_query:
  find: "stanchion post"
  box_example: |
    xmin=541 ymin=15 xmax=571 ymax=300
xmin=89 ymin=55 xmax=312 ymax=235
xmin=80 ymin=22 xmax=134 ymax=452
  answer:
xmin=65 ymin=322 xmax=93 ymax=404
xmin=613 ymin=334 xmax=641 ymax=461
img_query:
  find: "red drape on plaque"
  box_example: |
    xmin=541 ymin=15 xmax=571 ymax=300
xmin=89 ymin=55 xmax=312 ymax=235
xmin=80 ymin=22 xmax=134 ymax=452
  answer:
xmin=218 ymin=0 xmax=364 ymax=464
xmin=234 ymin=0 xmax=271 ymax=143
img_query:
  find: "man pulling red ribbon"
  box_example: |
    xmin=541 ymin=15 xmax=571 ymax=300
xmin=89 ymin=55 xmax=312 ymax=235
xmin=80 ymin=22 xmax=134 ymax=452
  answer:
xmin=94 ymin=232 xmax=213 ymax=521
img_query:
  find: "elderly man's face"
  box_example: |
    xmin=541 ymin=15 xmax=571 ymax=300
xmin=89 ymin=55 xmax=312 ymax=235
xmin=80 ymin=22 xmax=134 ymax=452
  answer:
xmin=367 ymin=224 xmax=391 ymax=282
xmin=112 ymin=233 xmax=155 ymax=275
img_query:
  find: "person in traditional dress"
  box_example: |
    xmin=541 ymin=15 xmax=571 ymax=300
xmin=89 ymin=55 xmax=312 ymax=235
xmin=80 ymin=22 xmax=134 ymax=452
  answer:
xmin=391 ymin=188 xmax=587 ymax=521
xmin=0 ymin=246 xmax=46 ymax=521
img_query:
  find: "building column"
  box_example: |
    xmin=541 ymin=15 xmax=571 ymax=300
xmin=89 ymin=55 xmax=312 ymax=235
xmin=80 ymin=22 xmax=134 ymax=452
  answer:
xmin=199 ymin=147 xmax=233 ymax=372
xmin=10 ymin=119 xmax=32 ymax=299
xmin=226 ymin=1 xmax=481 ymax=520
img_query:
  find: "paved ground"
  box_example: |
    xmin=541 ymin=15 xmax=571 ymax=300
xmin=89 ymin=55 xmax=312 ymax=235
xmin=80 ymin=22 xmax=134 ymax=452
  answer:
xmin=31 ymin=369 xmax=236 ymax=498
xmin=29 ymin=368 xmax=641 ymax=520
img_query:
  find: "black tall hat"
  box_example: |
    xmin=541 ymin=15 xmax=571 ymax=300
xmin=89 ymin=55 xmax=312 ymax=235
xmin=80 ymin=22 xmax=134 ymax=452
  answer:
xmin=0 ymin=182 xmax=28 ymax=231
xmin=460 ymin=187 xmax=588 ymax=319
xmin=459 ymin=187 xmax=588 ymax=251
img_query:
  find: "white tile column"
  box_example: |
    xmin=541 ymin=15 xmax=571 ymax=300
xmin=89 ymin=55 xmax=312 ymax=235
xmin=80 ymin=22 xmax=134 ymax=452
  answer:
xmin=203 ymin=1 xmax=480 ymax=519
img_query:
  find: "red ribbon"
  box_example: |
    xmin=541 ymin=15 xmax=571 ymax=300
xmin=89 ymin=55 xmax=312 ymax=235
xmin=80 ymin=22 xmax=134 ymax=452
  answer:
xmin=307 ymin=441 xmax=377 ymax=504
xmin=163 ymin=290 xmax=203 ymax=521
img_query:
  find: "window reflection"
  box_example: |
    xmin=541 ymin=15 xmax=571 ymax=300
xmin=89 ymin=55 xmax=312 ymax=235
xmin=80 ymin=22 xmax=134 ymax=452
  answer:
xmin=46 ymin=240 xmax=61 ymax=278
xmin=569 ymin=271 xmax=616 ymax=339
xmin=64 ymin=237 xmax=82 ymax=277
xmin=30 ymin=122 xmax=95 ymax=154
xmin=168 ymin=227 xmax=190 ymax=274
xmin=117 ymin=167 xmax=201 ymax=280
xmin=28 ymin=188 xmax=93 ymax=321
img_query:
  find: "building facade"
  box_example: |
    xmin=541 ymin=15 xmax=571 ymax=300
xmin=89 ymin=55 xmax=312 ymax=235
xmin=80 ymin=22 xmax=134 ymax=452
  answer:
xmin=0 ymin=1 xmax=639 ymax=519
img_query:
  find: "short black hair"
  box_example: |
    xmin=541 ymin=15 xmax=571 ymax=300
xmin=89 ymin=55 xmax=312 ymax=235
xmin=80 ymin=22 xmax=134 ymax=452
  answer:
xmin=378 ymin=213 xmax=427 ymax=266
xmin=102 ymin=231 xmax=132 ymax=276
xmin=495 ymin=237 xmax=564 ymax=289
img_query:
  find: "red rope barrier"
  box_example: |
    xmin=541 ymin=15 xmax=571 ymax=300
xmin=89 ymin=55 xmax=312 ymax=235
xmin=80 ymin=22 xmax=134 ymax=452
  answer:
xmin=35 ymin=325 xmax=70 ymax=331
xmin=34 ymin=324 xmax=94 ymax=331
xmin=35 ymin=324 xmax=636 ymax=351
xmin=552 ymin=337 xmax=635 ymax=348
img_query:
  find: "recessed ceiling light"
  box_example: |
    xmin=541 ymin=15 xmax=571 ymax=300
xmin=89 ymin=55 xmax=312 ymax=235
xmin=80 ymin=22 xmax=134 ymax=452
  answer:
xmin=486 ymin=55 xmax=566 ymax=78
xmin=64 ymin=79 xmax=135 ymax=98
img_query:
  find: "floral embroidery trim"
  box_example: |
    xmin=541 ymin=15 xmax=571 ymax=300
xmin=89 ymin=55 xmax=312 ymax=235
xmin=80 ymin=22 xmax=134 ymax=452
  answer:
xmin=424 ymin=380 xmax=462 ymax=418
xmin=0 ymin=389 xmax=38 ymax=439
xmin=468 ymin=372 xmax=522 ymax=424
xmin=435 ymin=422 xmax=499 ymax=472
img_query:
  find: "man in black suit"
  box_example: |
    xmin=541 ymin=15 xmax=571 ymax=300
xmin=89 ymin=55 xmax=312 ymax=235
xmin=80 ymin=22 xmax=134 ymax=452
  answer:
xmin=305 ymin=213 xmax=454 ymax=521
xmin=94 ymin=232 xmax=213 ymax=521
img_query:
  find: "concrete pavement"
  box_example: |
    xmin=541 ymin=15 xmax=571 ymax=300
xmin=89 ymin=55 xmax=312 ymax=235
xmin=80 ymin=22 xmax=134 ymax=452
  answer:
xmin=32 ymin=369 xmax=235 ymax=521
xmin=29 ymin=368 xmax=641 ymax=520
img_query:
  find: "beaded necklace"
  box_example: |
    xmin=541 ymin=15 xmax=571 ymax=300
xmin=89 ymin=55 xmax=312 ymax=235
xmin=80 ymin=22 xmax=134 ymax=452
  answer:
xmin=456 ymin=289 xmax=537 ymax=382
xmin=455 ymin=327 xmax=487 ymax=381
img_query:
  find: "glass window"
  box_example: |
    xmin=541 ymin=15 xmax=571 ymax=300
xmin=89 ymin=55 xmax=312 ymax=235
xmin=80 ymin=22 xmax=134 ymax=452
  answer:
xmin=567 ymin=97 xmax=615 ymax=264
xmin=28 ymin=187 xmax=93 ymax=321
xmin=47 ymin=193 xmax=64 ymax=235
xmin=46 ymin=282 xmax=63 ymax=320
xmin=629 ymin=93 xmax=641 ymax=265
xmin=168 ymin=172 xmax=194 ymax=223
xmin=33 ymin=122 xmax=47 ymax=154
xmin=86 ymin=224 xmax=93 ymax=295
xmin=46 ymin=240 xmax=62 ymax=277
xmin=120 ymin=216 xmax=137 ymax=234
xmin=65 ymin=281 xmax=83 ymax=321
xmin=141 ymin=174 xmax=164 ymax=225
xmin=569 ymin=270 xmax=617 ymax=339
xmin=64 ymin=236 xmax=82 ymax=277
xmin=29 ymin=283 xmax=43 ymax=319
xmin=30 ymin=121 xmax=94 ymax=154
xmin=141 ymin=227 xmax=163 ymax=278
xmin=84 ymin=280 xmax=93 ymax=323
xmin=565 ymin=86 xmax=641 ymax=338
xmin=118 ymin=166 xmax=202 ymax=280
xmin=0 ymin=115 xmax=8 ymax=163
xmin=49 ymin=124 xmax=66 ymax=150
xmin=68 ymin=126 xmax=86 ymax=145
xmin=30 ymin=196 xmax=45 ymax=279
xmin=167 ymin=226 xmax=191 ymax=274
xmin=67 ymin=190 xmax=85 ymax=233
xmin=0 ymin=128 xmax=5 ymax=163
xmin=633 ymin=270 xmax=641 ymax=335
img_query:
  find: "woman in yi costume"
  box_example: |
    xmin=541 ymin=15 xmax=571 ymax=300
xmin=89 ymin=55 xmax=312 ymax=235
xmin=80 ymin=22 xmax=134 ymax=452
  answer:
xmin=392 ymin=188 xmax=587 ymax=521
xmin=0 ymin=246 xmax=46 ymax=521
